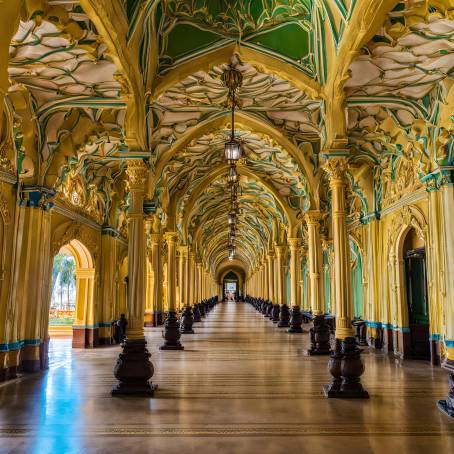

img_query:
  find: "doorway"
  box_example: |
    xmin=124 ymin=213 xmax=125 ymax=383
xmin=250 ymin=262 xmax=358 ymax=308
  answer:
xmin=223 ymin=271 xmax=239 ymax=301
xmin=403 ymin=231 xmax=430 ymax=360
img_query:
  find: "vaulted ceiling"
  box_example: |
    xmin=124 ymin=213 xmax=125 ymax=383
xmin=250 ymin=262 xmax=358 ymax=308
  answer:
xmin=2 ymin=0 xmax=453 ymax=277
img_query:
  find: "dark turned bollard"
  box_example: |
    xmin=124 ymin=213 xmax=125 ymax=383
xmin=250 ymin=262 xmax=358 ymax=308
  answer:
xmin=266 ymin=302 xmax=273 ymax=318
xmin=160 ymin=312 xmax=184 ymax=350
xmin=277 ymin=304 xmax=290 ymax=328
xmin=199 ymin=302 xmax=206 ymax=317
xmin=353 ymin=319 xmax=368 ymax=346
xmin=271 ymin=304 xmax=280 ymax=323
xmin=324 ymin=337 xmax=368 ymax=398
xmin=180 ymin=306 xmax=195 ymax=334
xmin=323 ymin=339 xmax=342 ymax=397
xmin=193 ymin=303 xmax=202 ymax=322
xmin=261 ymin=300 xmax=266 ymax=314
xmin=438 ymin=361 xmax=454 ymax=418
xmin=307 ymin=315 xmax=331 ymax=355
xmin=112 ymin=338 xmax=155 ymax=396
xmin=288 ymin=306 xmax=303 ymax=333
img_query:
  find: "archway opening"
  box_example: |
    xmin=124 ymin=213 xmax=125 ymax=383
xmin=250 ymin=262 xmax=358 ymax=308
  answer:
xmin=48 ymin=239 xmax=96 ymax=352
xmin=402 ymin=228 xmax=430 ymax=361
xmin=49 ymin=249 xmax=76 ymax=339
xmin=223 ymin=271 xmax=239 ymax=301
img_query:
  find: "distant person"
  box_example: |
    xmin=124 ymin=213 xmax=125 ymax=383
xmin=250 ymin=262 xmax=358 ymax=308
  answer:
xmin=117 ymin=314 xmax=128 ymax=342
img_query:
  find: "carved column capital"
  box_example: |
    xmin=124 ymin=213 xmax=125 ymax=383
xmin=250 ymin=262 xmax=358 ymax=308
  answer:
xmin=288 ymin=237 xmax=301 ymax=249
xmin=150 ymin=233 xmax=162 ymax=245
xmin=305 ymin=210 xmax=323 ymax=226
xmin=126 ymin=159 xmax=148 ymax=191
xmin=164 ymin=232 xmax=178 ymax=246
xmin=275 ymin=245 xmax=286 ymax=258
xmin=323 ymin=157 xmax=348 ymax=185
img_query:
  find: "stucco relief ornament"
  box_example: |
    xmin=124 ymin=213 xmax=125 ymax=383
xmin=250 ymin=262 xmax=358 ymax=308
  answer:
xmin=322 ymin=157 xmax=348 ymax=182
xmin=126 ymin=160 xmax=148 ymax=189
xmin=0 ymin=140 xmax=14 ymax=174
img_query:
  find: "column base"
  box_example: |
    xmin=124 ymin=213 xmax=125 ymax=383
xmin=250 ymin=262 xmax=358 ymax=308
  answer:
xmin=307 ymin=315 xmax=331 ymax=355
xmin=437 ymin=361 xmax=454 ymax=418
xmin=288 ymin=306 xmax=303 ymax=333
xmin=160 ymin=311 xmax=184 ymax=350
xmin=180 ymin=306 xmax=195 ymax=334
xmin=277 ymin=304 xmax=290 ymax=328
xmin=112 ymin=338 xmax=155 ymax=397
xmin=271 ymin=304 xmax=280 ymax=323
xmin=323 ymin=385 xmax=370 ymax=399
xmin=323 ymin=337 xmax=369 ymax=399
xmin=154 ymin=311 xmax=164 ymax=326
xmin=193 ymin=304 xmax=202 ymax=322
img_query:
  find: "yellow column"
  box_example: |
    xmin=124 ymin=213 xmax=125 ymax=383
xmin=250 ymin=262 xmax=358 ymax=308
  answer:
xmin=267 ymin=252 xmax=275 ymax=302
xmin=325 ymin=157 xmax=355 ymax=340
xmin=165 ymin=232 xmax=178 ymax=312
xmin=275 ymin=246 xmax=285 ymax=306
xmin=288 ymin=238 xmax=301 ymax=308
xmin=197 ymin=262 xmax=203 ymax=301
xmin=112 ymin=159 xmax=155 ymax=396
xmin=188 ymin=251 xmax=195 ymax=305
xmin=442 ymin=182 xmax=454 ymax=360
xmin=178 ymin=246 xmax=186 ymax=310
xmin=150 ymin=233 xmax=163 ymax=325
xmin=124 ymin=160 xmax=148 ymax=341
xmin=263 ymin=259 xmax=269 ymax=300
xmin=10 ymin=198 xmax=53 ymax=370
xmin=305 ymin=212 xmax=325 ymax=315
xmin=438 ymin=176 xmax=454 ymax=416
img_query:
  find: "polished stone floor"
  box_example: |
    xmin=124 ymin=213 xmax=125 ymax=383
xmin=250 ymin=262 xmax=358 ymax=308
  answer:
xmin=0 ymin=302 xmax=453 ymax=453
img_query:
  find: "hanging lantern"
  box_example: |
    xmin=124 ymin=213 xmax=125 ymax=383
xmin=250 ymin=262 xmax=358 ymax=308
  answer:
xmin=224 ymin=139 xmax=242 ymax=162
xmin=227 ymin=164 xmax=238 ymax=184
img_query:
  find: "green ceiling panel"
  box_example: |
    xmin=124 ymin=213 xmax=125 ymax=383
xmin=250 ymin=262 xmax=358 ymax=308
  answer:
xmin=247 ymin=23 xmax=310 ymax=61
xmin=164 ymin=24 xmax=223 ymax=60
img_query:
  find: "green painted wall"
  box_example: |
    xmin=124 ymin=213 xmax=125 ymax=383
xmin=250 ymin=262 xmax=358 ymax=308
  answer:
xmin=350 ymin=240 xmax=364 ymax=318
xmin=323 ymin=249 xmax=331 ymax=314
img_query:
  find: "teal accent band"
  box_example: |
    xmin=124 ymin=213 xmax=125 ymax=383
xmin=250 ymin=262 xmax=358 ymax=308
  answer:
xmin=365 ymin=321 xmax=409 ymax=332
xmin=430 ymin=333 xmax=442 ymax=341
xmin=366 ymin=321 xmax=382 ymax=329
xmin=0 ymin=339 xmax=42 ymax=352
xmin=446 ymin=340 xmax=454 ymax=348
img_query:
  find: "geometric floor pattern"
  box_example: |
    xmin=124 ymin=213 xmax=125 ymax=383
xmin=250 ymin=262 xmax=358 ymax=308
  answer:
xmin=0 ymin=303 xmax=452 ymax=453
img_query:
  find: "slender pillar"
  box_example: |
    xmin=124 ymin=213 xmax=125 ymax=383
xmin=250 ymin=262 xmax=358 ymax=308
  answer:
xmin=277 ymin=245 xmax=290 ymax=327
xmin=438 ymin=176 xmax=454 ymax=417
xmin=190 ymin=252 xmax=201 ymax=321
xmin=288 ymin=238 xmax=303 ymax=333
xmin=306 ymin=211 xmax=331 ymax=354
xmin=267 ymin=252 xmax=275 ymax=303
xmin=150 ymin=233 xmax=163 ymax=326
xmin=112 ymin=159 xmax=155 ymax=396
xmin=323 ymin=157 xmax=368 ymax=399
xmin=263 ymin=259 xmax=269 ymax=301
xmin=271 ymin=251 xmax=280 ymax=322
xmin=160 ymin=232 xmax=184 ymax=350
xmin=179 ymin=246 xmax=194 ymax=334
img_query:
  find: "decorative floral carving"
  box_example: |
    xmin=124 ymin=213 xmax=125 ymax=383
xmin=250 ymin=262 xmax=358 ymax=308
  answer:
xmin=323 ymin=157 xmax=349 ymax=182
xmin=51 ymin=221 xmax=99 ymax=265
xmin=126 ymin=160 xmax=149 ymax=190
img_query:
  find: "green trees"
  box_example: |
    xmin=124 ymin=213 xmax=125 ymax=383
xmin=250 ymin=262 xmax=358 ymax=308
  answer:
xmin=51 ymin=253 xmax=76 ymax=311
